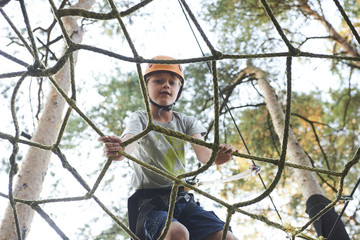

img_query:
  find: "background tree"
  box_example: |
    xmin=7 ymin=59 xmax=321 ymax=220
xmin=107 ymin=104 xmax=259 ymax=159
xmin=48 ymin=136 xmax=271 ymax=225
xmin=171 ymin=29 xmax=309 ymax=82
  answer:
xmin=62 ymin=1 xmax=360 ymax=237
xmin=0 ymin=0 xmax=359 ymax=239
xmin=0 ymin=0 xmax=95 ymax=238
xmin=245 ymin=61 xmax=351 ymax=239
xmin=196 ymin=0 xmax=360 ymax=238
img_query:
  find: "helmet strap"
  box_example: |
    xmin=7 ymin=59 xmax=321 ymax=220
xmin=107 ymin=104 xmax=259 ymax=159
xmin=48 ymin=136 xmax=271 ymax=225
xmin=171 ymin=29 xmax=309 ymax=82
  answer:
xmin=149 ymin=98 xmax=175 ymax=117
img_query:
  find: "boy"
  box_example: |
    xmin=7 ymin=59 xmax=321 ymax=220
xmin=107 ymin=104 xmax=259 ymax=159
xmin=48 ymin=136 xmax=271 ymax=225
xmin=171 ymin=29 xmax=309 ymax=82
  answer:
xmin=99 ymin=56 xmax=238 ymax=240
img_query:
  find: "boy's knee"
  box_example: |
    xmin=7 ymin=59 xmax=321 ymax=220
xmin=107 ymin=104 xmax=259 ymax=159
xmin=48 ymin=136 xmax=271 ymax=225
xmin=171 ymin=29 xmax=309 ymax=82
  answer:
xmin=165 ymin=221 xmax=189 ymax=240
xmin=226 ymin=232 xmax=238 ymax=240
xmin=203 ymin=230 xmax=238 ymax=240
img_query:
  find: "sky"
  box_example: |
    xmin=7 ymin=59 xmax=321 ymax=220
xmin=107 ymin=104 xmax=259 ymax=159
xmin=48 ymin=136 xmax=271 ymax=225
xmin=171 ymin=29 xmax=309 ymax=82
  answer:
xmin=0 ymin=0 xmax=359 ymax=239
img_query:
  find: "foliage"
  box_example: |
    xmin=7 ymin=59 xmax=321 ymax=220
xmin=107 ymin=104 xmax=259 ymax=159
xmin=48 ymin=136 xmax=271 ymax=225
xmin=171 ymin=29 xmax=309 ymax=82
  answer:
xmin=187 ymin=4 xmax=360 ymax=236
xmin=95 ymin=70 xmax=144 ymax=135
xmin=62 ymin=69 xmax=143 ymax=146
xmin=201 ymin=0 xmax=299 ymax=55
xmin=1 ymin=0 xmax=359 ymax=239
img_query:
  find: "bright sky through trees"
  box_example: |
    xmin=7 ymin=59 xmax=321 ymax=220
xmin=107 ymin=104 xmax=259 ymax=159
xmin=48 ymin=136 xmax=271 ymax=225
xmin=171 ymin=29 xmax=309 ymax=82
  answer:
xmin=0 ymin=0 xmax=359 ymax=239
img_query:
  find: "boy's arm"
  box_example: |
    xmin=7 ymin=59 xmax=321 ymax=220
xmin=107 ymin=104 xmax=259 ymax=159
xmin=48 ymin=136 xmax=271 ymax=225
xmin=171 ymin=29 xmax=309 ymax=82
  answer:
xmin=191 ymin=133 xmax=237 ymax=165
xmin=98 ymin=134 xmax=136 ymax=161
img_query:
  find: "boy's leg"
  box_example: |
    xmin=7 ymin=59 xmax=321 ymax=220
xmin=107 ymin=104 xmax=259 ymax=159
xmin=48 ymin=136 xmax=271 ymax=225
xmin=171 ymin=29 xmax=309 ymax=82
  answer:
xmin=164 ymin=222 xmax=189 ymax=240
xmin=174 ymin=200 xmax=235 ymax=240
xmin=202 ymin=230 xmax=238 ymax=240
xmin=144 ymin=209 xmax=189 ymax=240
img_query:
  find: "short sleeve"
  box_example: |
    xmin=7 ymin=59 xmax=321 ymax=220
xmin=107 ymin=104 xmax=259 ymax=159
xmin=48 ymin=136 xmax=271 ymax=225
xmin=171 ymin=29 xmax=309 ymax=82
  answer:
xmin=121 ymin=111 xmax=147 ymax=137
xmin=182 ymin=114 xmax=207 ymax=137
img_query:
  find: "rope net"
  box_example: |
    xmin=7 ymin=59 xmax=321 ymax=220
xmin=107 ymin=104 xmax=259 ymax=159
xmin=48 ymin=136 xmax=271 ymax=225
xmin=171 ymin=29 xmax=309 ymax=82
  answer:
xmin=0 ymin=0 xmax=359 ymax=239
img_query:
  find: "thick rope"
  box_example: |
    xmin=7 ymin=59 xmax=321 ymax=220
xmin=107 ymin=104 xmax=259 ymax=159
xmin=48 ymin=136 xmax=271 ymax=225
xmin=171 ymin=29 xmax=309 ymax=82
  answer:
xmin=0 ymin=0 xmax=359 ymax=239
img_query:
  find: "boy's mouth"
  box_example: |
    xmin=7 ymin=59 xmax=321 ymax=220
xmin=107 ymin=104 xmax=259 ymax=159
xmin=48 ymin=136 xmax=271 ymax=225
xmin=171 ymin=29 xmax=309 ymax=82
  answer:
xmin=160 ymin=91 xmax=171 ymax=95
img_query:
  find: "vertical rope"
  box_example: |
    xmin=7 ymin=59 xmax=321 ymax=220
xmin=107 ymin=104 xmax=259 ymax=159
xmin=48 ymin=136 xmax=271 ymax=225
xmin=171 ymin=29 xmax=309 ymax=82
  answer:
xmin=0 ymin=1 xmax=358 ymax=239
xmin=177 ymin=0 xmax=284 ymax=222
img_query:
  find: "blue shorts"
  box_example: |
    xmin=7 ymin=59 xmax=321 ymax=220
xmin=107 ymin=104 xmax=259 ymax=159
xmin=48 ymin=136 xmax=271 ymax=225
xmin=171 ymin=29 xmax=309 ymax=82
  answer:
xmin=144 ymin=197 xmax=230 ymax=240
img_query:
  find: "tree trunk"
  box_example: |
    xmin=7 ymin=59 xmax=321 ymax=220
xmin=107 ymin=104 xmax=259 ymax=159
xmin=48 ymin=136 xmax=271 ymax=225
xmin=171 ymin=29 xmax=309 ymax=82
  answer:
xmin=244 ymin=64 xmax=349 ymax=239
xmin=298 ymin=0 xmax=360 ymax=67
xmin=0 ymin=0 xmax=94 ymax=239
xmin=245 ymin=64 xmax=324 ymax=199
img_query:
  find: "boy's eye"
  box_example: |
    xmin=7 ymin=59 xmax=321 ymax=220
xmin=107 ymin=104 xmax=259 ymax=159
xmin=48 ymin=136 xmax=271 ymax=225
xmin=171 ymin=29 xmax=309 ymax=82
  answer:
xmin=152 ymin=79 xmax=181 ymax=86
xmin=154 ymin=80 xmax=164 ymax=84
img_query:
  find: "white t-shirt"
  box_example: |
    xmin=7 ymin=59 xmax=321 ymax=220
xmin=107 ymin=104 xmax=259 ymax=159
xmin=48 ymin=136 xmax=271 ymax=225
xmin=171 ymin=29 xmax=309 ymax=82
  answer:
xmin=121 ymin=110 xmax=206 ymax=189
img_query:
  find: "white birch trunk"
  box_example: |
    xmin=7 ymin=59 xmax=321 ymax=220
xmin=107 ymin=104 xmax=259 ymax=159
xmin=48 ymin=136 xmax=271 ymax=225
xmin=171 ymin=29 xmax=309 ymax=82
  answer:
xmin=0 ymin=0 xmax=94 ymax=239
xmin=298 ymin=0 xmax=360 ymax=68
xmin=244 ymin=65 xmax=324 ymax=200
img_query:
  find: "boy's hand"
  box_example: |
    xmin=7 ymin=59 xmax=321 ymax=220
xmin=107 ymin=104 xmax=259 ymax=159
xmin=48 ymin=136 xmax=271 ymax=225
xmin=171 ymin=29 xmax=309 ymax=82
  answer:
xmin=98 ymin=135 xmax=124 ymax=161
xmin=214 ymin=143 xmax=238 ymax=165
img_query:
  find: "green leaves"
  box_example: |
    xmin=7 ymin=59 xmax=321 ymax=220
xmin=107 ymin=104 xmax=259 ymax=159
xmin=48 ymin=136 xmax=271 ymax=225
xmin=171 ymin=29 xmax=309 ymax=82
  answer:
xmin=62 ymin=68 xmax=143 ymax=148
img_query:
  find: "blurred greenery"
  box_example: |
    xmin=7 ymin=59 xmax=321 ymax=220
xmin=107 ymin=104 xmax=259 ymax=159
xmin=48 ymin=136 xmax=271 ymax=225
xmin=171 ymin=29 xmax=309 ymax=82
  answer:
xmin=1 ymin=0 xmax=359 ymax=239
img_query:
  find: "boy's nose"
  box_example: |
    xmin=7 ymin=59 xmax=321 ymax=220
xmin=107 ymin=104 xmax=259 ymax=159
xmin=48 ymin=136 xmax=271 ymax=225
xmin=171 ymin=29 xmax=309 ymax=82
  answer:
xmin=162 ymin=81 xmax=170 ymax=88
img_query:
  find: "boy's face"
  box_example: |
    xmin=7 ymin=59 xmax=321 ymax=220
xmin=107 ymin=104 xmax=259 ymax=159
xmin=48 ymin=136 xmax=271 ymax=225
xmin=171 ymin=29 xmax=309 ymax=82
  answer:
xmin=146 ymin=72 xmax=182 ymax=107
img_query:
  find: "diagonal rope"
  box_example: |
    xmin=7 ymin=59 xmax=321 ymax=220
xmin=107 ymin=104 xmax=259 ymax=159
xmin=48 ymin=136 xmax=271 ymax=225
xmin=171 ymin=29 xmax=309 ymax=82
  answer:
xmin=0 ymin=0 xmax=359 ymax=239
xmin=177 ymin=0 xmax=284 ymax=222
xmin=327 ymin=176 xmax=360 ymax=240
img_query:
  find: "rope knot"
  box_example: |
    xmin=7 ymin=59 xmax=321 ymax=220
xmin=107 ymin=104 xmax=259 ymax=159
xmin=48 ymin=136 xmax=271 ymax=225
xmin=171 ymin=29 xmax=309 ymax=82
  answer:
xmin=289 ymin=47 xmax=301 ymax=56
xmin=213 ymin=50 xmax=223 ymax=59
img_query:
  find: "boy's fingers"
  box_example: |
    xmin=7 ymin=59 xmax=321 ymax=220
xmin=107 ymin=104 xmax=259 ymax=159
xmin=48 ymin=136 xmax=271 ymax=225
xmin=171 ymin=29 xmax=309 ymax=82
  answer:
xmin=104 ymin=143 xmax=122 ymax=151
xmin=99 ymin=136 xmax=124 ymax=161
xmin=108 ymin=135 xmax=122 ymax=142
xmin=99 ymin=136 xmax=123 ymax=145
xmin=104 ymin=148 xmax=121 ymax=155
xmin=98 ymin=136 xmax=110 ymax=142
xmin=219 ymin=144 xmax=232 ymax=152
xmin=105 ymin=142 xmax=119 ymax=147
xmin=229 ymin=145 xmax=236 ymax=152
xmin=224 ymin=148 xmax=232 ymax=154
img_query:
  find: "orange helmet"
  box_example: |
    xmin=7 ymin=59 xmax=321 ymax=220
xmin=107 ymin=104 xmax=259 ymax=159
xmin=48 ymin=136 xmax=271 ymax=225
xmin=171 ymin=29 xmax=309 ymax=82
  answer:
xmin=144 ymin=55 xmax=184 ymax=84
